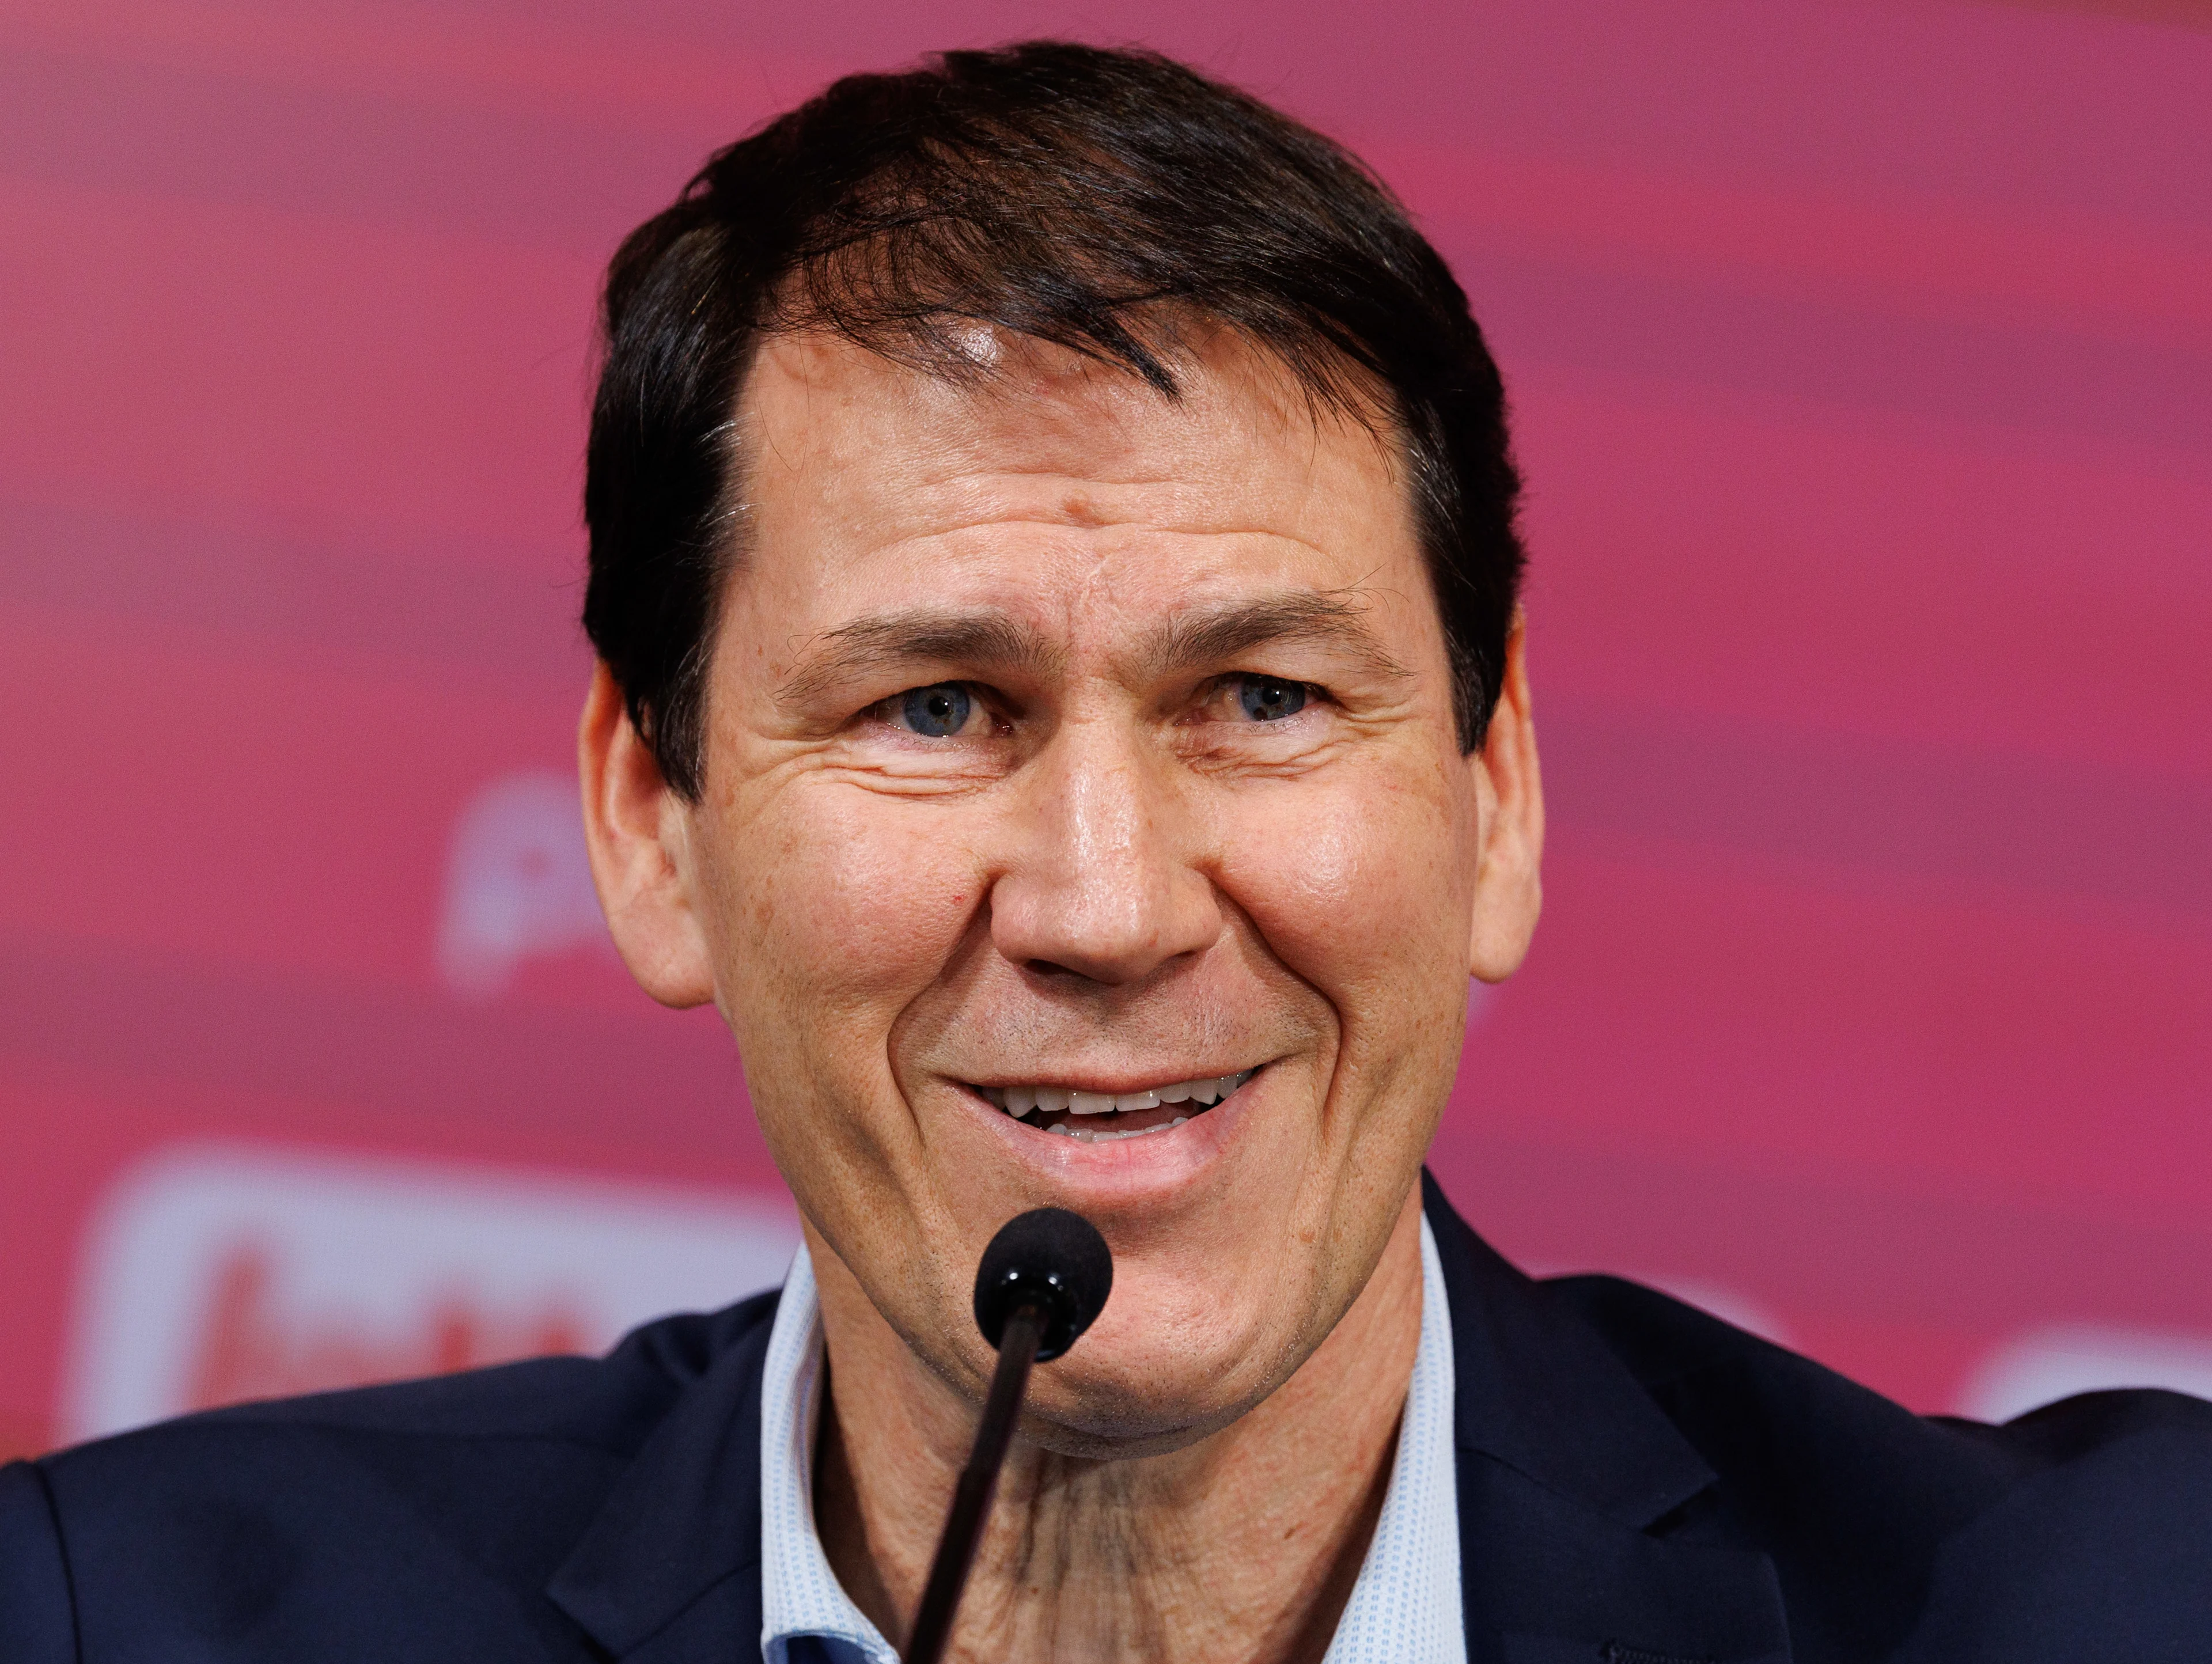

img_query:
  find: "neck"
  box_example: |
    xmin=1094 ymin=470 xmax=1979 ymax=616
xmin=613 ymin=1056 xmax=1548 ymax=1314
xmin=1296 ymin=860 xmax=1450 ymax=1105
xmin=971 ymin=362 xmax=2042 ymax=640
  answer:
xmin=806 ymin=1190 xmax=1426 ymax=1664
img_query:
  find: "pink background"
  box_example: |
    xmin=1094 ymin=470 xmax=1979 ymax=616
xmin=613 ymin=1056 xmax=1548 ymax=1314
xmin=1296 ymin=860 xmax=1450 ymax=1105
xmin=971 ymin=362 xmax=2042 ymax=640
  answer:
xmin=3 ymin=0 xmax=2208 ymax=1457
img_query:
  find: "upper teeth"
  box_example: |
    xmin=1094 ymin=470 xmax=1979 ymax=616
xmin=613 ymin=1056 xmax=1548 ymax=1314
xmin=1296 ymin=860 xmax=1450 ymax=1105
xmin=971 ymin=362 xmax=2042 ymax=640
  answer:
xmin=983 ymin=1070 xmax=1255 ymax=1116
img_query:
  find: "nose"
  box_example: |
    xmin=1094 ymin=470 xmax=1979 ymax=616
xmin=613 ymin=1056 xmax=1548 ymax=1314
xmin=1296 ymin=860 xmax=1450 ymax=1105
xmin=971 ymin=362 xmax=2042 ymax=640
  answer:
xmin=987 ymin=720 xmax=1222 ymax=985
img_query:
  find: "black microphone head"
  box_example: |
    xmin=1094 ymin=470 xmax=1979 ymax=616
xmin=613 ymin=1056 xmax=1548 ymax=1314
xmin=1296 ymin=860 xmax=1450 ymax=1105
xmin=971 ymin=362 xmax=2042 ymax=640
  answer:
xmin=972 ymin=1207 xmax=1113 ymax=1362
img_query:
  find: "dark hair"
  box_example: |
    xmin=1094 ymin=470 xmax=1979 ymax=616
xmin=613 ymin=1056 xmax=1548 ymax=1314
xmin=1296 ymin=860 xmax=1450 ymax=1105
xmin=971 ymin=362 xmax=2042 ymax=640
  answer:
xmin=583 ymin=40 xmax=1524 ymax=798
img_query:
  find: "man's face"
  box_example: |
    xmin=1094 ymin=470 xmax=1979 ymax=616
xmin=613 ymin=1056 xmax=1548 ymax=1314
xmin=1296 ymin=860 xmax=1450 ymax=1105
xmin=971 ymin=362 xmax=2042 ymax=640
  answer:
xmin=593 ymin=327 xmax=1537 ymax=1449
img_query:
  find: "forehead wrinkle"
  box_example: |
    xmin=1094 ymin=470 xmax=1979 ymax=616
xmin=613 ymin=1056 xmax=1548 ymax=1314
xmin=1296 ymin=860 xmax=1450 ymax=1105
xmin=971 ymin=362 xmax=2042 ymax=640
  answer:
xmin=858 ymin=510 xmax=1354 ymax=583
xmin=774 ymin=607 xmax=1065 ymax=708
xmin=885 ymin=471 xmax=1293 ymax=545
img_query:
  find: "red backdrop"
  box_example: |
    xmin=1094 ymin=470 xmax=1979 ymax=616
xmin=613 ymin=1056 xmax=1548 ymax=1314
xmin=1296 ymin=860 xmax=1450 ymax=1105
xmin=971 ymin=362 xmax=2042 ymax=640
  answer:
xmin=3 ymin=0 xmax=2208 ymax=1458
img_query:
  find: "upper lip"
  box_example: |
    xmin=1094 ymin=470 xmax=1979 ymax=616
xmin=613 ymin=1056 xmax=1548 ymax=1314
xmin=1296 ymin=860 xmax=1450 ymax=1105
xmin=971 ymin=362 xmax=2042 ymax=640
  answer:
xmin=958 ymin=1063 xmax=1266 ymax=1094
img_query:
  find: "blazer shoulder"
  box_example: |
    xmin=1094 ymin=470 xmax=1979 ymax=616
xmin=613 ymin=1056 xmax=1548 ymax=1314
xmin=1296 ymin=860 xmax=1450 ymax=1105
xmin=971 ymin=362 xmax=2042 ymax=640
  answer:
xmin=18 ymin=1291 xmax=781 ymax=1661
xmin=0 ymin=1460 xmax=74 ymax=1664
xmin=44 ymin=1287 xmax=780 ymax=1481
xmin=1549 ymin=1272 xmax=2212 ymax=1651
xmin=1550 ymin=1268 xmax=2212 ymax=1487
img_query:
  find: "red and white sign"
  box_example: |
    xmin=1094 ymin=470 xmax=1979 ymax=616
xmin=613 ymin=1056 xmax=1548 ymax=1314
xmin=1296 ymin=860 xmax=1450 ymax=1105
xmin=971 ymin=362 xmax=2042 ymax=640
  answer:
xmin=438 ymin=770 xmax=618 ymax=998
xmin=63 ymin=1144 xmax=801 ymax=1443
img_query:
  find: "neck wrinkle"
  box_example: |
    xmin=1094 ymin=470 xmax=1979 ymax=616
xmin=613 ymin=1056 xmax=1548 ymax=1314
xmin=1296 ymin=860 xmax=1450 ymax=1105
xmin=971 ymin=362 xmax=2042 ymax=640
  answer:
xmin=806 ymin=1191 xmax=1425 ymax=1664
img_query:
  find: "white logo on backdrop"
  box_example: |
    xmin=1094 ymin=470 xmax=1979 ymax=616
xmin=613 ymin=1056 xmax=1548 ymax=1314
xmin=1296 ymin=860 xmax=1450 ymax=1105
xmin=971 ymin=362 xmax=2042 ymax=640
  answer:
xmin=437 ymin=770 xmax=613 ymax=996
xmin=63 ymin=1144 xmax=800 ymax=1443
xmin=1955 ymin=1322 xmax=2212 ymax=1424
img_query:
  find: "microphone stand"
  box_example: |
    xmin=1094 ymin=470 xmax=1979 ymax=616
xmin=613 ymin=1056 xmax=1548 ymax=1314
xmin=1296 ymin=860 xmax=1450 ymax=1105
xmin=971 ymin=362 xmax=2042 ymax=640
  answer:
xmin=900 ymin=1301 xmax=1046 ymax=1664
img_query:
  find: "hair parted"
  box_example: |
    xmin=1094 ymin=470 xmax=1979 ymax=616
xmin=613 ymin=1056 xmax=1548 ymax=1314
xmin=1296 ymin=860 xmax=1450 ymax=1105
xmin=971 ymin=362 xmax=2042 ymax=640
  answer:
xmin=583 ymin=40 xmax=1525 ymax=798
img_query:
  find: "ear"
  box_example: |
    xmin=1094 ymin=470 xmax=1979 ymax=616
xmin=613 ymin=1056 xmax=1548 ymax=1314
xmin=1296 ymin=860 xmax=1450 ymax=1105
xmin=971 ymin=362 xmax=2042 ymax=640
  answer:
xmin=578 ymin=662 xmax=718 ymax=1008
xmin=1465 ymin=620 xmax=1544 ymax=983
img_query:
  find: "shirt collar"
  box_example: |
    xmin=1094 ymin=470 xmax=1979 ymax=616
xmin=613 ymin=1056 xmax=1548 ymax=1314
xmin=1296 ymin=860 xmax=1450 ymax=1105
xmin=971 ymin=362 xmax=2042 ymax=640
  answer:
xmin=759 ymin=1218 xmax=1464 ymax=1664
xmin=1319 ymin=1212 xmax=1467 ymax=1664
xmin=759 ymin=1246 xmax=900 ymax=1664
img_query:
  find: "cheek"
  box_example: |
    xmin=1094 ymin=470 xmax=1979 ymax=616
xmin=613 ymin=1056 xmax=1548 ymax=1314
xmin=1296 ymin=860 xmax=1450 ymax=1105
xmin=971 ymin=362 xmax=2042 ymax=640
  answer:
xmin=1218 ymin=762 xmax=1474 ymax=1006
xmin=709 ymin=784 xmax=988 ymax=1041
xmin=702 ymin=785 xmax=993 ymax=1241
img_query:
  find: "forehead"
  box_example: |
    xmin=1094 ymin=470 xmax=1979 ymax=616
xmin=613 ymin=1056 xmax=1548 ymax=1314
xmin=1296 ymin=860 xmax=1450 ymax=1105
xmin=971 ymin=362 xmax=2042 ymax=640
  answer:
xmin=729 ymin=329 xmax=1426 ymax=622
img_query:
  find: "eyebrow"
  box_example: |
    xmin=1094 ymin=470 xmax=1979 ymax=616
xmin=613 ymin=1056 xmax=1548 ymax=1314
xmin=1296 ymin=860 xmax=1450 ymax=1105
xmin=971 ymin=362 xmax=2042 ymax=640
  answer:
xmin=1139 ymin=591 xmax=1411 ymax=683
xmin=774 ymin=589 xmax=1409 ymax=710
xmin=775 ymin=609 xmax=1063 ymax=708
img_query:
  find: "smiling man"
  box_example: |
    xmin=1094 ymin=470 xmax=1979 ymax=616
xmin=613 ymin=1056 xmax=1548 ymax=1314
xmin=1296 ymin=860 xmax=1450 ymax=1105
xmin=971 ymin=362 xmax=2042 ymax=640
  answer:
xmin=6 ymin=39 xmax=2211 ymax=1664
xmin=581 ymin=301 xmax=1520 ymax=1658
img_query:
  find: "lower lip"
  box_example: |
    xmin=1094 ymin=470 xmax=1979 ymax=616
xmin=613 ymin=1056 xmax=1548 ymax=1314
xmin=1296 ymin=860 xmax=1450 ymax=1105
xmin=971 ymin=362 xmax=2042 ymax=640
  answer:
xmin=963 ymin=1072 xmax=1264 ymax=1195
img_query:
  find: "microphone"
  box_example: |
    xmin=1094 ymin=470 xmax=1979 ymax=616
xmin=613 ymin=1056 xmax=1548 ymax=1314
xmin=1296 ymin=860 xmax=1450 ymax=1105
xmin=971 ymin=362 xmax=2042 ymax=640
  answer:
xmin=902 ymin=1208 xmax=1113 ymax=1664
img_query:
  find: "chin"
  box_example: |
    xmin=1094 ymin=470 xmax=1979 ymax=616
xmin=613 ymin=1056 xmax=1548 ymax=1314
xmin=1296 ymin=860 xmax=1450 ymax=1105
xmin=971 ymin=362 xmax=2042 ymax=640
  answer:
xmin=1010 ymin=1286 xmax=1301 ymax=1460
xmin=1018 ymin=1366 xmax=1275 ymax=1461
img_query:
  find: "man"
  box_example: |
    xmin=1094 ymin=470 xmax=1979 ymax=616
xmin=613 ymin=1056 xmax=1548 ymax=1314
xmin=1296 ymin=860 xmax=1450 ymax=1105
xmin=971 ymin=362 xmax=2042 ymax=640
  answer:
xmin=4 ymin=41 xmax=2208 ymax=1664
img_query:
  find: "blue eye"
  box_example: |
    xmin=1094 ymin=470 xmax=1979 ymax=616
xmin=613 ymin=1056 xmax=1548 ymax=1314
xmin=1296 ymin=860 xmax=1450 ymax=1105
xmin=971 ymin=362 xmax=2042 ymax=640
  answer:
xmin=1237 ymin=677 xmax=1307 ymax=722
xmin=899 ymin=683 xmax=972 ymax=737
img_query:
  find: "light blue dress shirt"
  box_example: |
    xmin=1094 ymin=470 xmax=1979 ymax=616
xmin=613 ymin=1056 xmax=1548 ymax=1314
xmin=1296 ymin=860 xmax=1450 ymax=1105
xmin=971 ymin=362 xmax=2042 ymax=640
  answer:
xmin=758 ymin=1218 xmax=1465 ymax=1663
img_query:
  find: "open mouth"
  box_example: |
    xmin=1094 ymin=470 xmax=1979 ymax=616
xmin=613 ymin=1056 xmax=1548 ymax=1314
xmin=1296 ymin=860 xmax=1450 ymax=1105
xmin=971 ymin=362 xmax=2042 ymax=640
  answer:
xmin=972 ymin=1068 xmax=1258 ymax=1142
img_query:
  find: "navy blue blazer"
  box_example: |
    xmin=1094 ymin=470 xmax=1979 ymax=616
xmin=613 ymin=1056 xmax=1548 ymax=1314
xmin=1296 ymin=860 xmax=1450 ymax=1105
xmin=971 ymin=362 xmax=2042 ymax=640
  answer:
xmin=6 ymin=1173 xmax=2210 ymax=1662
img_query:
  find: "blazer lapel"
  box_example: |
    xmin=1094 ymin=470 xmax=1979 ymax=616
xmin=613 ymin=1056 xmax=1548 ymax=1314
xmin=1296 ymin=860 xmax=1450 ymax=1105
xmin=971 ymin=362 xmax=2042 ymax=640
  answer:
xmin=1425 ymin=1173 xmax=1791 ymax=1664
xmin=547 ymin=1186 xmax=1790 ymax=1664
xmin=546 ymin=1305 xmax=775 ymax=1662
